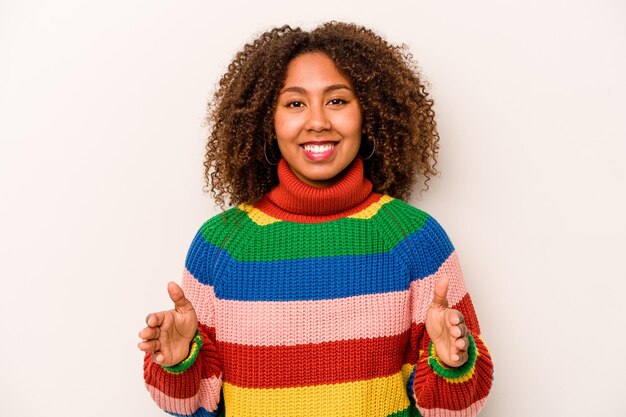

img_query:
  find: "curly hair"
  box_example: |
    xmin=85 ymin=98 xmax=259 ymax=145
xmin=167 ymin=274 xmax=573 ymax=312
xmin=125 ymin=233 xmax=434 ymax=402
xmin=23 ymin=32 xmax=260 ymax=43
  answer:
xmin=204 ymin=21 xmax=439 ymax=208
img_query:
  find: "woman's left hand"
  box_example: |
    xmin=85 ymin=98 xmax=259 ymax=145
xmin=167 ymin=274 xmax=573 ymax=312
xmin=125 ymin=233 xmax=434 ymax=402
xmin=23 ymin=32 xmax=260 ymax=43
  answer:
xmin=425 ymin=275 xmax=470 ymax=368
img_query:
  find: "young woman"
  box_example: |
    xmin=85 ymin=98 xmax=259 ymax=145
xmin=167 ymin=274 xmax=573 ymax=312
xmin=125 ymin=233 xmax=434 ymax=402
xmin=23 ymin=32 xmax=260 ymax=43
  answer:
xmin=138 ymin=21 xmax=494 ymax=417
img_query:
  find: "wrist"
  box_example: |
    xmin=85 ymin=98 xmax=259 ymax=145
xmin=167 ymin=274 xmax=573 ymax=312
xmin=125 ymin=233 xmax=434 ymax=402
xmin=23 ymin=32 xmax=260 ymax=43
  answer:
xmin=428 ymin=334 xmax=478 ymax=382
xmin=162 ymin=329 xmax=203 ymax=374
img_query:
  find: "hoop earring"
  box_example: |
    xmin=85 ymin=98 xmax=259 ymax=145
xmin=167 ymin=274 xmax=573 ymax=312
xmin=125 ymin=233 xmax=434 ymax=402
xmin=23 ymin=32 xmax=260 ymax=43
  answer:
xmin=361 ymin=136 xmax=376 ymax=160
xmin=264 ymin=141 xmax=280 ymax=166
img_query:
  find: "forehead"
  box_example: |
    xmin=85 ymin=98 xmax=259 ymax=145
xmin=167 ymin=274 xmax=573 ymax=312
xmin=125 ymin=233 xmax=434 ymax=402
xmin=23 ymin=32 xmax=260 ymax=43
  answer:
xmin=282 ymin=52 xmax=352 ymax=88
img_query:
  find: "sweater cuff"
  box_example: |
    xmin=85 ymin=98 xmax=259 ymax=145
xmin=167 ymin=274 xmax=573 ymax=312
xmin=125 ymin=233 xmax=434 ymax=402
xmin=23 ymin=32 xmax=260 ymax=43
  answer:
xmin=161 ymin=330 xmax=203 ymax=374
xmin=428 ymin=333 xmax=477 ymax=383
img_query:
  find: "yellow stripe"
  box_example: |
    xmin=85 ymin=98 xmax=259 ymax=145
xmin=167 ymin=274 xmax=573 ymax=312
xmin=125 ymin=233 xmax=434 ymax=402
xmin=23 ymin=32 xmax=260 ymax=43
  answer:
xmin=403 ymin=343 xmax=477 ymax=385
xmin=347 ymin=195 xmax=394 ymax=219
xmin=239 ymin=203 xmax=281 ymax=226
xmin=223 ymin=372 xmax=410 ymax=417
xmin=240 ymin=195 xmax=393 ymax=225
xmin=401 ymin=363 xmax=414 ymax=385
xmin=432 ymin=348 xmax=479 ymax=384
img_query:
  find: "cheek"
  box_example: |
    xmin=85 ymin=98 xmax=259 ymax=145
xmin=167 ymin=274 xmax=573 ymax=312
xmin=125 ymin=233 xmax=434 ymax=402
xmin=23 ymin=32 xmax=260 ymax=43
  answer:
xmin=274 ymin=112 xmax=302 ymax=140
xmin=336 ymin=107 xmax=363 ymax=134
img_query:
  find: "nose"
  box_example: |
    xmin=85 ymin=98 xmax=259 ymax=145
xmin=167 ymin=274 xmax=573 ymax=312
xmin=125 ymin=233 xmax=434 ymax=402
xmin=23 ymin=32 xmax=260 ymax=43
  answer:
xmin=305 ymin=101 xmax=331 ymax=132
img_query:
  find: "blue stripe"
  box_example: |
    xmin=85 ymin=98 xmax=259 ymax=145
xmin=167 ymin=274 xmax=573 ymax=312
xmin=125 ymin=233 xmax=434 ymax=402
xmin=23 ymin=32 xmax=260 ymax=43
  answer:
xmin=185 ymin=216 xmax=454 ymax=301
xmin=406 ymin=366 xmax=416 ymax=398
xmin=404 ymin=215 xmax=455 ymax=280
xmin=167 ymin=407 xmax=218 ymax=417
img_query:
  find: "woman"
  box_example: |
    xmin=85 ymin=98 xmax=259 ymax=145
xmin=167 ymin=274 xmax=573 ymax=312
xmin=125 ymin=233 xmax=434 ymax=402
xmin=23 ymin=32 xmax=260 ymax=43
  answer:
xmin=138 ymin=21 xmax=493 ymax=417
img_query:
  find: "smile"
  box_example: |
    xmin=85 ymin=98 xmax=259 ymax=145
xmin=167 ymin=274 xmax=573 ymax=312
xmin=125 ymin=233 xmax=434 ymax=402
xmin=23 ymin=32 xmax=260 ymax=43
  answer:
xmin=300 ymin=142 xmax=338 ymax=161
xmin=302 ymin=143 xmax=336 ymax=153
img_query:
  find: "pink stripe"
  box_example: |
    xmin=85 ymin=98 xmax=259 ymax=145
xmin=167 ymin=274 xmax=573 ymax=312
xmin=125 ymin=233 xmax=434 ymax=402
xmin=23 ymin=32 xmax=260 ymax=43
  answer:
xmin=216 ymin=290 xmax=411 ymax=346
xmin=418 ymin=397 xmax=487 ymax=416
xmin=410 ymin=251 xmax=467 ymax=324
xmin=181 ymin=251 xmax=466 ymax=345
xmin=182 ymin=269 xmax=217 ymax=327
xmin=146 ymin=376 xmax=222 ymax=414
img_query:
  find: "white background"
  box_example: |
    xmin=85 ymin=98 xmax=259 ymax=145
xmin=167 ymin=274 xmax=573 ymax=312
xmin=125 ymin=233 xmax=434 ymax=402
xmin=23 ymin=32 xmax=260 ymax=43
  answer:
xmin=1 ymin=0 xmax=625 ymax=415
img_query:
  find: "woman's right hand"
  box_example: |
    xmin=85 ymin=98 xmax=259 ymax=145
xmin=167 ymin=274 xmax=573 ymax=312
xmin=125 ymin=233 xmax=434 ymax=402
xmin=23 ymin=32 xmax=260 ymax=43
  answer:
xmin=138 ymin=281 xmax=198 ymax=367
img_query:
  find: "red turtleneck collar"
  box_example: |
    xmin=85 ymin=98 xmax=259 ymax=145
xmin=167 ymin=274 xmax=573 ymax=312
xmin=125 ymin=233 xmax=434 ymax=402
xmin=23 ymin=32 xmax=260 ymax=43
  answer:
xmin=253 ymin=156 xmax=382 ymax=223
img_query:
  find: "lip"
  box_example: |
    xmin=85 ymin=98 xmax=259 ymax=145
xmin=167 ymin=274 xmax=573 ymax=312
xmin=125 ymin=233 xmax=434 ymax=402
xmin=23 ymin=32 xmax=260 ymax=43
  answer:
xmin=300 ymin=141 xmax=339 ymax=161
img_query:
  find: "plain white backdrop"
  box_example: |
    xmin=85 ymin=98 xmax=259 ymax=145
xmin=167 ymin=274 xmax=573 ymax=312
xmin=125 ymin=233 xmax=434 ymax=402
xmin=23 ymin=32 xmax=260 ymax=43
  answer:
xmin=1 ymin=0 xmax=625 ymax=415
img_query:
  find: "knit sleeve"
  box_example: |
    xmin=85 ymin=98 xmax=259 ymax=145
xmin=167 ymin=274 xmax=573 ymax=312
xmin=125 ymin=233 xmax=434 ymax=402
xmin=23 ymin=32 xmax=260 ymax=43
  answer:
xmin=405 ymin=214 xmax=494 ymax=416
xmin=143 ymin=221 xmax=224 ymax=416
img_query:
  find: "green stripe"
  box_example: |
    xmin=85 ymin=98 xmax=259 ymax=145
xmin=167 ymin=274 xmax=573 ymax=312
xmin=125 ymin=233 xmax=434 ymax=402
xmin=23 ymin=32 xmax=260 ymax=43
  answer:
xmin=428 ymin=334 xmax=477 ymax=380
xmin=405 ymin=387 xmax=422 ymax=417
xmin=200 ymin=199 xmax=429 ymax=261
xmin=161 ymin=330 xmax=203 ymax=374
xmin=386 ymin=406 xmax=418 ymax=417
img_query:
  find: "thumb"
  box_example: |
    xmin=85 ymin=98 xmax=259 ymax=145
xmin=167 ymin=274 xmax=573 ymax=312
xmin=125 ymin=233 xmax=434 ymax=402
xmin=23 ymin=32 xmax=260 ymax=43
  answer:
xmin=431 ymin=275 xmax=449 ymax=309
xmin=167 ymin=281 xmax=193 ymax=312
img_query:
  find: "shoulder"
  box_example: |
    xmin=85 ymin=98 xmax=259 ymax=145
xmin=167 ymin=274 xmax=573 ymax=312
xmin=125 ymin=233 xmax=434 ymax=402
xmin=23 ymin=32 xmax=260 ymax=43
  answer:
xmin=380 ymin=196 xmax=456 ymax=277
xmin=377 ymin=195 xmax=456 ymax=259
xmin=191 ymin=205 xmax=251 ymax=244
xmin=379 ymin=196 xmax=451 ymax=241
xmin=185 ymin=206 xmax=248 ymax=257
xmin=378 ymin=195 xmax=430 ymax=225
xmin=184 ymin=206 xmax=247 ymax=285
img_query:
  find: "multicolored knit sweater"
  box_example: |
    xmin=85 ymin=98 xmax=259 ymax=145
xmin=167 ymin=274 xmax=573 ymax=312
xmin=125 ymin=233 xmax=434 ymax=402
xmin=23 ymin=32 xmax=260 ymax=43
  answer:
xmin=143 ymin=156 xmax=494 ymax=417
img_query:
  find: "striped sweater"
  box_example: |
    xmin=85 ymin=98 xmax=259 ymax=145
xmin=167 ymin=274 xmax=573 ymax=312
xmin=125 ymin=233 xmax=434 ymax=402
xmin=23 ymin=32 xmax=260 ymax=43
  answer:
xmin=143 ymin=156 xmax=494 ymax=417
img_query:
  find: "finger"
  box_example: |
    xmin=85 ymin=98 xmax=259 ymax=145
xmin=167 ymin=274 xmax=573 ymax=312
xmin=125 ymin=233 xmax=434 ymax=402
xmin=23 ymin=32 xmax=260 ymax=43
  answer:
xmin=431 ymin=275 xmax=449 ymax=309
xmin=450 ymin=325 xmax=462 ymax=338
xmin=167 ymin=281 xmax=194 ymax=312
xmin=138 ymin=326 xmax=160 ymax=340
xmin=446 ymin=309 xmax=464 ymax=326
xmin=146 ymin=311 xmax=166 ymax=328
xmin=458 ymin=323 xmax=468 ymax=338
xmin=450 ymin=322 xmax=468 ymax=339
xmin=450 ymin=351 xmax=469 ymax=366
xmin=454 ymin=336 xmax=469 ymax=351
xmin=152 ymin=351 xmax=165 ymax=364
xmin=137 ymin=339 xmax=161 ymax=352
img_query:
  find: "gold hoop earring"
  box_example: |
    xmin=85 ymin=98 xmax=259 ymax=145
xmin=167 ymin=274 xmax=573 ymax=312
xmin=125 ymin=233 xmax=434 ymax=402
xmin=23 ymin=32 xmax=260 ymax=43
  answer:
xmin=361 ymin=136 xmax=376 ymax=160
xmin=264 ymin=141 xmax=280 ymax=166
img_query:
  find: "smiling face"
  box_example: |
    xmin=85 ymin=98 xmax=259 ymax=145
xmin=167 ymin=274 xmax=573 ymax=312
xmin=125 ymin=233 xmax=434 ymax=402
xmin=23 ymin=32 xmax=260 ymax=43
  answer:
xmin=273 ymin=52 xmax=362 ymax=188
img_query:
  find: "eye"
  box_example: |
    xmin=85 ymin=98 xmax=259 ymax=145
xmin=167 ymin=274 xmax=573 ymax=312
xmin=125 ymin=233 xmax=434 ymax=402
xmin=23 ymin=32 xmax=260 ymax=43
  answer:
xmin=328 ymin=98 xmax=347 ymax=106
xmin=286 ymin=100 xmax=305 ymax=108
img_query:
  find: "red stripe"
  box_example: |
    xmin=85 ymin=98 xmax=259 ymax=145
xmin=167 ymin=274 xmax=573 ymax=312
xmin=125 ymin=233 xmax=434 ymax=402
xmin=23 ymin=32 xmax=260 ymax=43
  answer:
xmin=144 ymin=323 xmax=222 ymax=399
xmin=404 ymin=294 xmax=479 ymax=367
xmin=451 ymin=294 xmax=481 ymax=336
xmin=409 ymin=293 xmax=492 ymax=410
xmin=253 ymin=192 xmax=385 ymax=223
xmin=404 ymin=322 xmax=424 ymax=365
xmin=412 ymin=334 xmax=493 ymax=410
xmin=219 ymin=330 xmax=410 ymax=388
xmin=402 ymin=291 xmax=493 ymax=410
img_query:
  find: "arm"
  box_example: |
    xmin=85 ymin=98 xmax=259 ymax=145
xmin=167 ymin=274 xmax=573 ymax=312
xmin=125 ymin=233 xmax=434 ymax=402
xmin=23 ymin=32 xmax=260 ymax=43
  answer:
xmin=141 ymin=225 xmax=224 ymax=416
xmin=406 ymin=216 xmax=493 ymax=416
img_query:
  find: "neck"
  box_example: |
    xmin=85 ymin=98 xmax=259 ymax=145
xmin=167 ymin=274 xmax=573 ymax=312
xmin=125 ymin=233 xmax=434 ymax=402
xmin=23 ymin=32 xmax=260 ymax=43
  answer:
xmin=254 ymin=157 xmax=376 ymax=221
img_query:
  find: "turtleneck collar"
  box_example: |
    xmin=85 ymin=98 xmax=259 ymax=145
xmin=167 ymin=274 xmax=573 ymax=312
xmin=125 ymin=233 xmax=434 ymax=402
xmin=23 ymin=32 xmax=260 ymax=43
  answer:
xmin=263 ymin=156 xmax=374 ymax=217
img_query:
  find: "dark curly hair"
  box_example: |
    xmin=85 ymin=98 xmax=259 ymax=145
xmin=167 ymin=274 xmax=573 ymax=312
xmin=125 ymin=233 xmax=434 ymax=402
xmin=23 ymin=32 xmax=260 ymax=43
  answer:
xmin=205 ymin=21 xmax=439 ymax=208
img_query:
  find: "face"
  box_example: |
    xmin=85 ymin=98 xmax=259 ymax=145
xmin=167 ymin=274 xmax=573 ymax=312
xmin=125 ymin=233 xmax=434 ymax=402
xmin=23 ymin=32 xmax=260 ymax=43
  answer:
xmin=273 ymin=52 xmax=362 ymax=188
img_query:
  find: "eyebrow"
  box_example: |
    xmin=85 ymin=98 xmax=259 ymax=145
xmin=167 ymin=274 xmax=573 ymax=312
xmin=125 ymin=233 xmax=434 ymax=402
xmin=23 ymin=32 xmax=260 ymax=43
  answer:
xmin=279 ymin=84 xmax=353 ymax=95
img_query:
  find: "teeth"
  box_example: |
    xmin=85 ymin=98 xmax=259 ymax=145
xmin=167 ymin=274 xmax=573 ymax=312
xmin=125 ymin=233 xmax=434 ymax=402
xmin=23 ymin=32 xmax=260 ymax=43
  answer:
xmin=302 ymin=143 xmax=335 ymax=153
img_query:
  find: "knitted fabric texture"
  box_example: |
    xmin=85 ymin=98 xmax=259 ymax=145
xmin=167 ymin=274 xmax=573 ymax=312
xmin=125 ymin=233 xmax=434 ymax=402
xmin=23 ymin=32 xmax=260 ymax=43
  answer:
xmin=143 ymin=157 xmax=494 ymax=417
